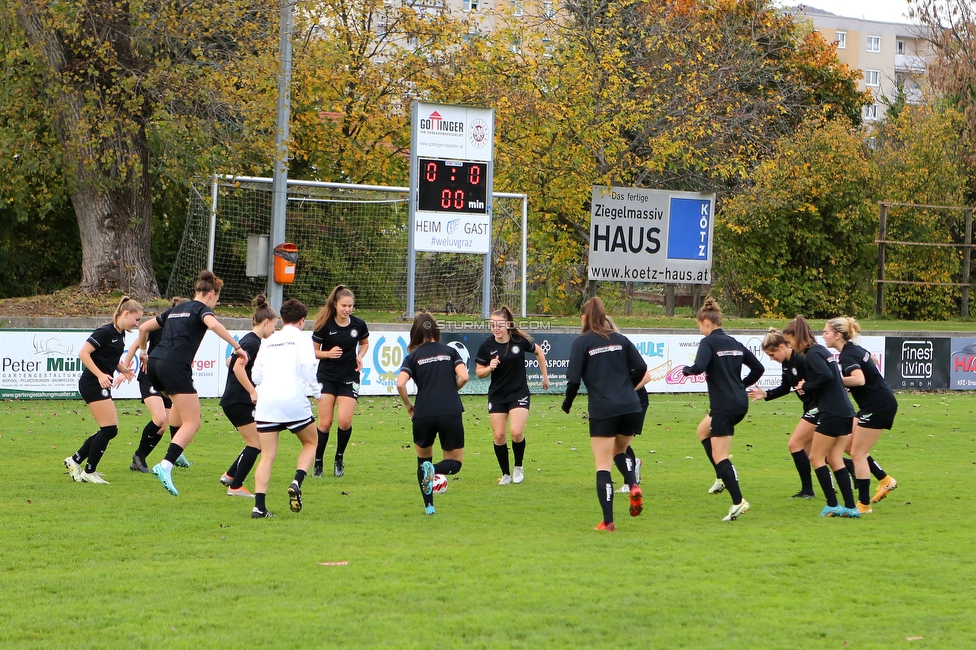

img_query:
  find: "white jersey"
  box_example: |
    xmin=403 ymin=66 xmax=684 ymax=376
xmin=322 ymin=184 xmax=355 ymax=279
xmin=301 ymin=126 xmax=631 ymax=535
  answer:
xmin=252 ymin=324 xmax=320 ymax=423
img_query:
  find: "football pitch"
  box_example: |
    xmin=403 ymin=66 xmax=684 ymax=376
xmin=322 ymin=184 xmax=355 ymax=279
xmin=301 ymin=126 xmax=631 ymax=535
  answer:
xmin=2 ymin=393 xmax=974 ymax=648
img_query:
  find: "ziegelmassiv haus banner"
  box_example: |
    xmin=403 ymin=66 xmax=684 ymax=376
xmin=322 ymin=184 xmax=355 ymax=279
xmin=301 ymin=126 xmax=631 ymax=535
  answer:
xmin=588 ymin=186 xmax=716 ymax=284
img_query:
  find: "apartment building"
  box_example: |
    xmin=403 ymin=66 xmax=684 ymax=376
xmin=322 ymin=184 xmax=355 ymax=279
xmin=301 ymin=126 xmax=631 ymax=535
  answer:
xmin=787 ymin=5 xmax=932 ymax=121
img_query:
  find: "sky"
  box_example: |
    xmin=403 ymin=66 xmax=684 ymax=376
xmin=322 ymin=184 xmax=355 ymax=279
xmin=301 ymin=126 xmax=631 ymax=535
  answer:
xmin=776 ymin=1 xmax=916 ymax=24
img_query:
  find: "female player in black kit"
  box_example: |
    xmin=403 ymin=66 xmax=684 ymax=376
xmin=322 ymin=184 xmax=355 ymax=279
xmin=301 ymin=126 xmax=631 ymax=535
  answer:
xmin=311 ymin=285 xmax=369 ymax=478
xmin=682 ymin=298 xmax=764 ymax=522
xmin=135 ymin=270 xmax=248 ymax=496
xmin=475 ymin=305 xmax=549 ymax=485
xmin=124 ymin=297 xmax=188 ymax=473
xmin=783 ymin=316 xmax=858 ymax=518
xmin=396 ymin=312 xmax=469 ymax=516
xmin=562 ymin=297 xmax=648 ymax=531
xmin=823 ymin=317 xmax=899 ymax=513
xmin=751 ymin=328 xmax=817 ymax=499
xmin=218 ymin=295 xmax=278 ymax=497
xmin=64 ymin=297 xmax=142 ymax=484
xmin=606 ymin=315 xmax=649 ymax=494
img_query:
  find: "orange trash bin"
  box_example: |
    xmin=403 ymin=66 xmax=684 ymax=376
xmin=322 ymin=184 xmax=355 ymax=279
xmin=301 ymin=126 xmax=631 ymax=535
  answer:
xmin=273 ymin=243 xmax=298 ymax=284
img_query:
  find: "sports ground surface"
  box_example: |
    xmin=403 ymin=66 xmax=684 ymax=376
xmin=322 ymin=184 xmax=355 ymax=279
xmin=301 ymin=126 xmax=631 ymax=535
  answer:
xmin=2 ymin=392 xmax=974 ymax=648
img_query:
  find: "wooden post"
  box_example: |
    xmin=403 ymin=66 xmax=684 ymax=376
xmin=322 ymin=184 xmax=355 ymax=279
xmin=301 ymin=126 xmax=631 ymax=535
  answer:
xmin=665 ymin=284 xmax=675 ymax=317
xmin=693 ymin=283 xmax=702 ymax=312
xmin=625 ymin=282 xmax=633 ymax=316
xmin=963 ymin=209 xmax=973 ymax=318
xmin=876 ymin=203 xmax=887 ymax=317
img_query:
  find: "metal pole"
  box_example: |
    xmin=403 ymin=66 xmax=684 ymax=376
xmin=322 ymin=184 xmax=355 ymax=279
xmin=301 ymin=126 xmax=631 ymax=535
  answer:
xmin=407 ymin=102 xmax=419 ymax=317
xmin=963 ymin=209 xmax=973 ymax=318
xmin=267 ymin=0 xmax=293 ymax=315
xmin=520 ymin=195 xmax=527 ymax=318
xmin=876 ymin=203 xmax=887 ymax=317
xmin=207 ymin=174 xmax=218 ymax=271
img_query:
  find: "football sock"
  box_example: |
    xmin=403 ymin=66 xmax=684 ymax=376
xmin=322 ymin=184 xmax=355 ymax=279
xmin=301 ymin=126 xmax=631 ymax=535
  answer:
xmin=293 ymin=469 xmax=307 ymax=489
xmin=227 ymin=447 xmax=246 ymax=479
xmin=613 ymin=452 xmax=636 ymax=486
xmin=336 ymin=427 xmax=351 ymax=457
xmin=417 ymin=457 xmax=434 ymax=507
xmin=73 ymin=433 xmax=96 ymax=464
xmin=815 ymin=466 xmax=838 ymax=507
xmin=169 ymin=425 xmax=179 ymax=439
xmin=867 ymin=455 xmax=887 ymax=480
xmin=493 ymin=443 xmax=511 ymax=476
xmin=843 ymin=456 xmax=855 ymax=477
xmin=255 ymin=492 xmax=267 ymax=512
xmin=596 ymin=470 xmax=614 ymax=524
xmin=512 ymin=439 xmax=526 ymax=467
xmin=163 ymin=442 xmax=184 ymax=467
xmin=84 ymin=425 xmax=118 ymax=473
xmin=315 ymin=428 xmax=330 ymax=462
xmin=715 ymin=458 xmax=743 ymax=504
xmin=834 ymin=467 xmax=856 ymax=509
xmin=230 ymin=446 xmax=260 ymax=489
xmin=791 ymin=450 xmax=814 ymax=494
xmin=625 ymin=445 xmax=636 ymax=464
xmin=855 ymin=478 xmax=871 ymax=506
xmin=136 ymin=420 xmax=163 ymax=458
xmin=701 ymin=438 xmax=720 ymax=478
xmin=434 ymin=459 xmax=462 ymax=475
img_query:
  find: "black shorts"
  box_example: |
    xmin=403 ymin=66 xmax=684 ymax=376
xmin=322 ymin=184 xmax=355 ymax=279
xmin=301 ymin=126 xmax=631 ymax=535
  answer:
xmin=147 ymin=358 xmax=196 ymax=396
xmin=588 ymin=411 xmax=644 ymax=438
xmin=223 ymin=402 xmax=256 ymax=428
xmin=256 ymin=416 xmax=315 ymax=434
xmin=855 ymin=406 xmax=897 ymax=431
xmin=412 ymin=415 xmax=465 ymax=451
xmin=488 ymin=394 xmax=530 ymax=414
xmin=79 ymin=375 xmax=112 ymax=404
xmin=801 ymin=408 xmax=819 ymax=425
xmin=319 ymin=378 xmax=358 ymax=399
xmin=635 ymin=405 xmax=647 ymax=435
xmin=139 ymin=373 xmax=172 ymax=408
xmin=709 ymin=411 xmax=745 ymax=438
xmin=816 ymin=413 xmax=853 ymax=437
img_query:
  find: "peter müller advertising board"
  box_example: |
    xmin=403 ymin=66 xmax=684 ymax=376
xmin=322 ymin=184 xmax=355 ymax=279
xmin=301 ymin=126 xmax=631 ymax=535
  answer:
xmin=411 ymin=102 xmax=494 ymax=254
xmin=588 ymin=186 xmax=716 ymax=284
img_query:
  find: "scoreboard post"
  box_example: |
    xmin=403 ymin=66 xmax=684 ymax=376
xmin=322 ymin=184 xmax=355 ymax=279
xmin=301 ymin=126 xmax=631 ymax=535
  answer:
xmin=407 ymin=102 xmax=495 ymax=318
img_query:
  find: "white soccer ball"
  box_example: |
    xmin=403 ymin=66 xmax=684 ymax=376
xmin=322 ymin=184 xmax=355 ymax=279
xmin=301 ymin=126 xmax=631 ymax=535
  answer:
xmin=446 ymin=340 xmax=470 ymax=369
xmin=433 ymin=474 xmax=448 ymax=494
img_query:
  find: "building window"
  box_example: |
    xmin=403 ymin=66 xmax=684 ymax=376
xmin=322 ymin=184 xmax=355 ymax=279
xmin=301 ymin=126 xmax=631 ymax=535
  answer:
xmin=864 ymin=104 xmax=879 ymax=120
xmin=835 ymin=31 xmax=846 ymax=49
xmin=513 ymin=0 xmax=523 ymax=15
xmin=896 ymin=39 xmax=906 ymax=54
xmin=463 ymin=0 xmax=478 ymax=11
xmin=867 ymin=35 xmax=881 ymax=52
xmin=542 ymin=0 xmax=554 ymax=18
xmin=865 ymin=69 xmax=880 ymax=86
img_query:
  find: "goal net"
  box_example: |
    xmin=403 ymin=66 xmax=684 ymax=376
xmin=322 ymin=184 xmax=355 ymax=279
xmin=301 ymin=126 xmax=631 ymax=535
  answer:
xmin=167 ymin=175 xmax=526 ymax=315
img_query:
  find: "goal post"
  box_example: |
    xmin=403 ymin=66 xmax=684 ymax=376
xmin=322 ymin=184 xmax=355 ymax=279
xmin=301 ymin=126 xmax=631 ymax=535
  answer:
xmin=166 ymin=174 xmax=528 ymax=316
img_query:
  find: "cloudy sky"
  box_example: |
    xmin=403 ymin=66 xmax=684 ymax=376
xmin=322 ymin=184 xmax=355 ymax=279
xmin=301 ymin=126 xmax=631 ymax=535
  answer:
xmin=777 ymin=1 xmax=916 ymax=23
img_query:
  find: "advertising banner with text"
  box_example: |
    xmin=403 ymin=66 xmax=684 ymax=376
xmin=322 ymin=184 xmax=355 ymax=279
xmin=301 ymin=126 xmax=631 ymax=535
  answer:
xmin=588 ymin=186 xmax=716 ymax=284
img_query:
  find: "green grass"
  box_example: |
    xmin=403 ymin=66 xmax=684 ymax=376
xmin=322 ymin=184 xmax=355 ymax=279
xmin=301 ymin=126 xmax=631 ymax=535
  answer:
xmin=2 ymin=393 xmax=975 ymax=648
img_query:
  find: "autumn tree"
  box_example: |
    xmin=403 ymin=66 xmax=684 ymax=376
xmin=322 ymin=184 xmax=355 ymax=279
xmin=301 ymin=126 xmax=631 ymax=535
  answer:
xmin=9 ymin=0 xmax=279 ymax=300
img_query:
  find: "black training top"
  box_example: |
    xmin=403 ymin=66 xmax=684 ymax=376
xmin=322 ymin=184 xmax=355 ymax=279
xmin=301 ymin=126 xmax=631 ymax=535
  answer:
xmin=83 ymin=323 xmax=126 ymax=378
xmin=566 ymin=331 xmax=647 ymax=420
xmin=400 ymin=342 xmax=465 ymax=419
xmin=220 ymin=332 xmax=262 ymax=408
xmin=312 ymin=315 xmax=369 ymax=384
xmin=475 ymin=334 xmax=536 ymax=403
xmin=682 ymin=328 xmax=764 ymax=415
xmin=800 ymin=344 xmax=855 ymax=418
xmin=838 ymin=342 xmax=897 ymax=413
xmin=149 ymin=300 xmax=213 ymax=366
xmin=764 ymin=349 xmax=817 ymax=412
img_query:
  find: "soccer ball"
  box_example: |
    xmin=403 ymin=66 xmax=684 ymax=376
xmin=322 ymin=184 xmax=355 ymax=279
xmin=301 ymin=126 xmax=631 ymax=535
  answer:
xmin=446 ymin=340 xmax=470 ymax=369
xmin=433 ymin=474 xmax=448 ymax=494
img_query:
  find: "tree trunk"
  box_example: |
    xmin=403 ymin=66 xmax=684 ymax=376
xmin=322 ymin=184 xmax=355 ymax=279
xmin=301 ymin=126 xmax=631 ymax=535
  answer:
xmin=16 ymin=1 xmax=160 ymax=301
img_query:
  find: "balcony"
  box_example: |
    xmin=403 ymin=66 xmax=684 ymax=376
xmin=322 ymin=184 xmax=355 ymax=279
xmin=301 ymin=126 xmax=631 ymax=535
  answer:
xmin=895 ymin=54 xmax=926 ymax=74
